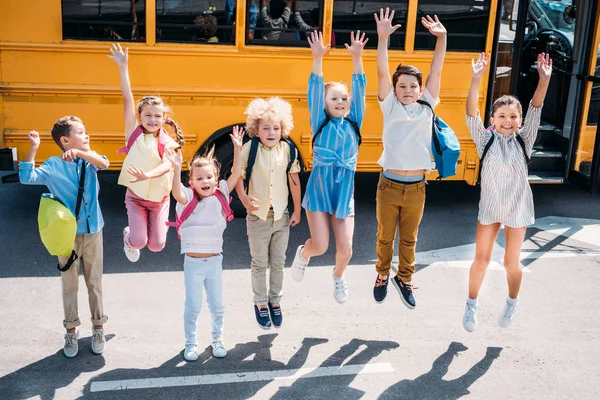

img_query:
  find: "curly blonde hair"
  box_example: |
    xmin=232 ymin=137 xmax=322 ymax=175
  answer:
xmin=244 ymin=97 xmax=294 ymax=138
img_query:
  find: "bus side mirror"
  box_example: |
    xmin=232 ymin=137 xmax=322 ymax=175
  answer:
xmin=563 ymin=5 xmax=576 ymax=25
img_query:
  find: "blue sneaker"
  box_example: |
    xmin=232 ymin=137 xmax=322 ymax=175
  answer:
xmin=268 ymin=303 xmax=283 ymax=328
xmin=391 ymin=275 xmax=416 ymax=309
xmin=254 ymin=305 xmax=272 ymax=330
xmin=373 ymin=275 xmax=389 ymax=304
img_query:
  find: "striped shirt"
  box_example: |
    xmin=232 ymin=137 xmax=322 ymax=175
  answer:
xmin=302 ymin=72 xmax=366 ymax=219
xmin=466 ymin=102 xmax=542 ymax=228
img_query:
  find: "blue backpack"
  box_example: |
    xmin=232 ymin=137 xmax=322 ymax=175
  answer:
xmin=417 ymin=100 xmax=460 ymax=179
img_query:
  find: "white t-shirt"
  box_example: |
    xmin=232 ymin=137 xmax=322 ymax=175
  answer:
xmin=176 ymin=180 xmax=229 ymax=254
xmin=377 ymin=87 xmax=440 ymax=172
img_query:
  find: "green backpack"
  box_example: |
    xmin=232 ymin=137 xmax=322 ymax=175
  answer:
xmin=38 ymin=161 xmax=86 ymax=272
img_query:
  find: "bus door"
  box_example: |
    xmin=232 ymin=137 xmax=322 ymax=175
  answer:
xmin=492 ymin=0 xmax=586 ymax=183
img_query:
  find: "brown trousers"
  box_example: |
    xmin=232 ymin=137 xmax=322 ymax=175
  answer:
xmin=58 ymin=230 xmax=108 ymax=329
xmin=375 ymin=173 xmax=426 ymax=282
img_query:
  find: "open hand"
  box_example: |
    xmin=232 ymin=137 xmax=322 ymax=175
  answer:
xmin=421 ymin=15 xmax=446 ymax=37
xmin=537 ymin=52 xmax=553 ymax=83
xmin=164 ymin=146 xmax=183 ymax=169
xmin=374 ymin=8 xmax=401 ymax=39
xmin=107 ymin=43 xmax=128 ymax=67
xmin=62 ymin=149 xmax=80 ymax=162
xmin=344 ymin=30 xmax=369 ymax=57
xmin=307 ymin=31 xmax=330 ymax=58
xmin=230 ymin=125 xmax=245 ymax=149
xmin=127 ymin=165 xmax=150 ymax=182
xmin=27 ymin=130 xmax=41 ymax=148
xmin=471 ymin=52 xmax=490 ymax=79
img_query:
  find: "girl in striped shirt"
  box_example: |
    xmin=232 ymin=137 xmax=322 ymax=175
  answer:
xmin=463 ymin=52 xmax=552 ymax=332
xmin=290 ymin=30 xmax=368 ymax=303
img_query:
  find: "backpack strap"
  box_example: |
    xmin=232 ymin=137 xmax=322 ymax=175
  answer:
xmin=282 ymin=138 xmax=299 ymax=173
xmin=213 ymin=189 xmax=234 ymax=222
xmin=477 ymin=134 xmax=495 ymax=184
xmin=312 ymin=114 xmax=362 ymax=147
xmin=312 ymin=115 xmax=331 ymax=147
xmin=244 ymin=137 xmax=260 ymax=194
xmin=165 ymin=189 xmax=199 ymax=239
xmin=117 ymin=126 xmax=167 ymax=158
xmin=416 ymin=99 xmax=441 ymax=156
xmin=515 ymin=135 xmax=531 ymax=165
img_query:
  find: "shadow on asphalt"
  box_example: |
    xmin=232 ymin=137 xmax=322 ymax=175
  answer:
xmin=379 ymin=342 xmax=502 ymax=400
xmin=3 ymin=172 xmax=600 ymax=277
xmin=80 ymin=336 xmax=398 ymax=399
xmin=1 ymin=334 xmax=115 ymax=400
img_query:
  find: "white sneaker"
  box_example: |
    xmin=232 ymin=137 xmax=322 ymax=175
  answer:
xmin=123 ymin=227 xmax=140 ymax=262
xmin=333 ymin=273 xmax=348 ymax=304
xmin=463 ymin=303 xmax=478 ymax=332
xmin=63 ymin=330 xmax=79 ymax=358
xmin=184 ymin=343 xmax=199 ymax=361
xmin=291 ymin=245 xmax=309 ymax=282
xmin=212 ymin=337 xmax=227 ymax=358
xmin=91 ymin=328 xmax=106 ymax=354
xmin=499 ymin=300 xmax=518 ymax=328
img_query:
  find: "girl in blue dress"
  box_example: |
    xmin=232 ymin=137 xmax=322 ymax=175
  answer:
xmin=290 ymin=30 xmax=368 ymax=304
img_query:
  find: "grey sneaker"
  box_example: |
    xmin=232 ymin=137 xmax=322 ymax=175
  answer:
xmin=499 ymin=300 xmax=518 ymax=328
xmin=463 ymin=303 xmax=478 ymax=332
xmin=333 ymin=273 xmax=348 ymax=304
xmin=123 ymin=227 xmax=140 ymax=262
xmin=184 ymin=343 xmax=199 ymax=361
xmin=91 ymin=328 xmax=106 ymax=354
xmin=291 ymin=245 xmax=309 ymax=282
xmin=63 ymin=330 xmax=79 ymax=358
xmin=212 ymin=337 xmax=227 ymax=358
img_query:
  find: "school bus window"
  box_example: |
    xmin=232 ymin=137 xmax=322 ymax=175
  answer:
xmin=414 ymin=0 xmax=490 ymax=52
xmin=332 ymin=0 xmax=408 ymax=50
xmin=62 ymin=0 xmax=146 ymax=42
xmin=246 ymin=0 xmax=321 ymax=46
xmin=587 ymin=51 xmax=600 ymax=125
xmin=156 ymin=0 xmax=235 ymax=44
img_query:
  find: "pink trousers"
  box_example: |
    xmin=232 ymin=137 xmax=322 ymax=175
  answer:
xmin=124 ymin=189 xmax=170 ymax=252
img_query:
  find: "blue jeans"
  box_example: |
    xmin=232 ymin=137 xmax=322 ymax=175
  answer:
xmin=183 ymin=254 xmax=224 ymax=345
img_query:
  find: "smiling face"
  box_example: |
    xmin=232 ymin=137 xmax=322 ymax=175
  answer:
xmin=394 ymin=74 xmax=423 ymax=105
xmin=491 ymin=104 xmax=522 ymax=136
xmin=138 ymin=104 xmax=165 ymax=134
xmin=189 ymin=165 xmax=218 ymax=199
xmin=61 ymin=121 xmax=90 ymax=152
xmin=257 ymin=119 xmax=282 ymax=148
xmin=325 ymin=84 xmax=349 ymax=118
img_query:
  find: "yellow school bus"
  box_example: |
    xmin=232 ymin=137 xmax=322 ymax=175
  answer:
xmin=1 ymin=0 xmax=599 ymax=190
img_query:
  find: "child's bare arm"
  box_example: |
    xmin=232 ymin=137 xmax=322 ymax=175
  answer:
xmin=226 ymin=126 xmax=245 ymax=191
xmin=467 ymin=53 xmax=490 ymax=117
xmin=422 ymin=15 xmax=447 ymax=100
xmin=108 ymin=43 xmax=137 ymax=139
xmin=308 ymin=30 xmax=329 ymax=76
xmin=164 ymin=147 xmax=187 ymax=205
xmin=375 ymin=8 xmax=400 ymax=101
xmin=345 ymin=31 xmax=368 ymax=74
xmin=531 ymin=53 xmax=552 ymax=107
xmin=288 ymin=172 xmax=301 ymax=226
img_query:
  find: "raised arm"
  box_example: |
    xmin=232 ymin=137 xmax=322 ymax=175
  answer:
xmin=63 ymin=149 xmax=109 ymax=170
xmin=308 ymin=30 xmax=329 ymax=76
xmin=467 ymin=53 xmax=490 ymax=117
xmin=164 ymin=147 xmax=187 ymax=205
xmin=422 ymin=15 xmax=447 ymax=100
xmin=226 ymin=126 xmax=245 ymax=192
xmin=307 ymin=30 xmax=328 ymax=132
xmin=375 ymin=8 xmax=401 ymax=101
xmin=108 ymin=43 xmax=137 ymax=139
xmin=293 ymin=0 xmax=313 ymax=31
xmin=345 ymin=30 xmax=368 ymax=74
xmin=531 ymin=53 xmax=552 ymax=107
xmin=19 ymin=130 xmax=48 ymax=185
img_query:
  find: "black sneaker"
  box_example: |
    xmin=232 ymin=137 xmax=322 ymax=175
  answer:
xmin=391 ymin=275 xmax=416 ymax=309
xmin=254 ymin=305 xmax=272 ymax=330
xmin=268 ymin=303 xmax=283 ymax=328
xmin=373 ymin=275 xmax=389 ymax=304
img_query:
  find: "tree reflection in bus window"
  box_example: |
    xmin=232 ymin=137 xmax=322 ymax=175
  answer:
xmin=156 ymin=0 xmax=235 ymax=44
xmin=332 ymin=0 xmax=408 ymax=50
xmin=414 ymin=0 xmax=490 ymax=52
xmin=246 ymin=0 xmax=321 ymax=46
xmin=62 ymin=0 xmax=146 ymax=42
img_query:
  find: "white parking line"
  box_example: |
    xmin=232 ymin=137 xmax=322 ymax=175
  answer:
xmin=90 ymin=362 xmax=394 ymax=392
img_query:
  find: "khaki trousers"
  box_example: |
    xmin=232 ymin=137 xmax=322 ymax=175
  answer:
xmin=375 ymin=173 xmax=426 ymax=282
xmin=247 ymin=209 xmax=290 ymax=306
xmin=58 ymin=230 xmax=108 ymax=329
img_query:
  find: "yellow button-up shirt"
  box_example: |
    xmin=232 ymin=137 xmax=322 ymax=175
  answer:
xmin=241 ymin=140 xmax=301 ymax=221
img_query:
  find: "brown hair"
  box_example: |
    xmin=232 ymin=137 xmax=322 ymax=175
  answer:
xmin=188 ymin=145 xmax=220 ymax=181
xmin=392 ymin=64 xmax=423 ymax=88
xmin=491 ymin=95 xmax=523 ymax=118
xmin=194 ymin=15 xmax=218 ymax=39
xmin=137 ymin=96 xmax=185 ymax=148
xmin=51 ymin=116 xmax=83 ymax=150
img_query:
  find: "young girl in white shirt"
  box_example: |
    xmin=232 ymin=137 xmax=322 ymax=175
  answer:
xmin=165 ymin=126 xmax=244 ymax=362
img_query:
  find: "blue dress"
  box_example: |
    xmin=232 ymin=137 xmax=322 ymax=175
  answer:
xmin=301 ymin=72 xmax=367 ymax=219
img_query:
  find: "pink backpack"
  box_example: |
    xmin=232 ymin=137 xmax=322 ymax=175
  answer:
xmin=166 ymin=188 xmax=234 ymax=239
xmin=117 ymin=126 xmax=169 ymax=158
